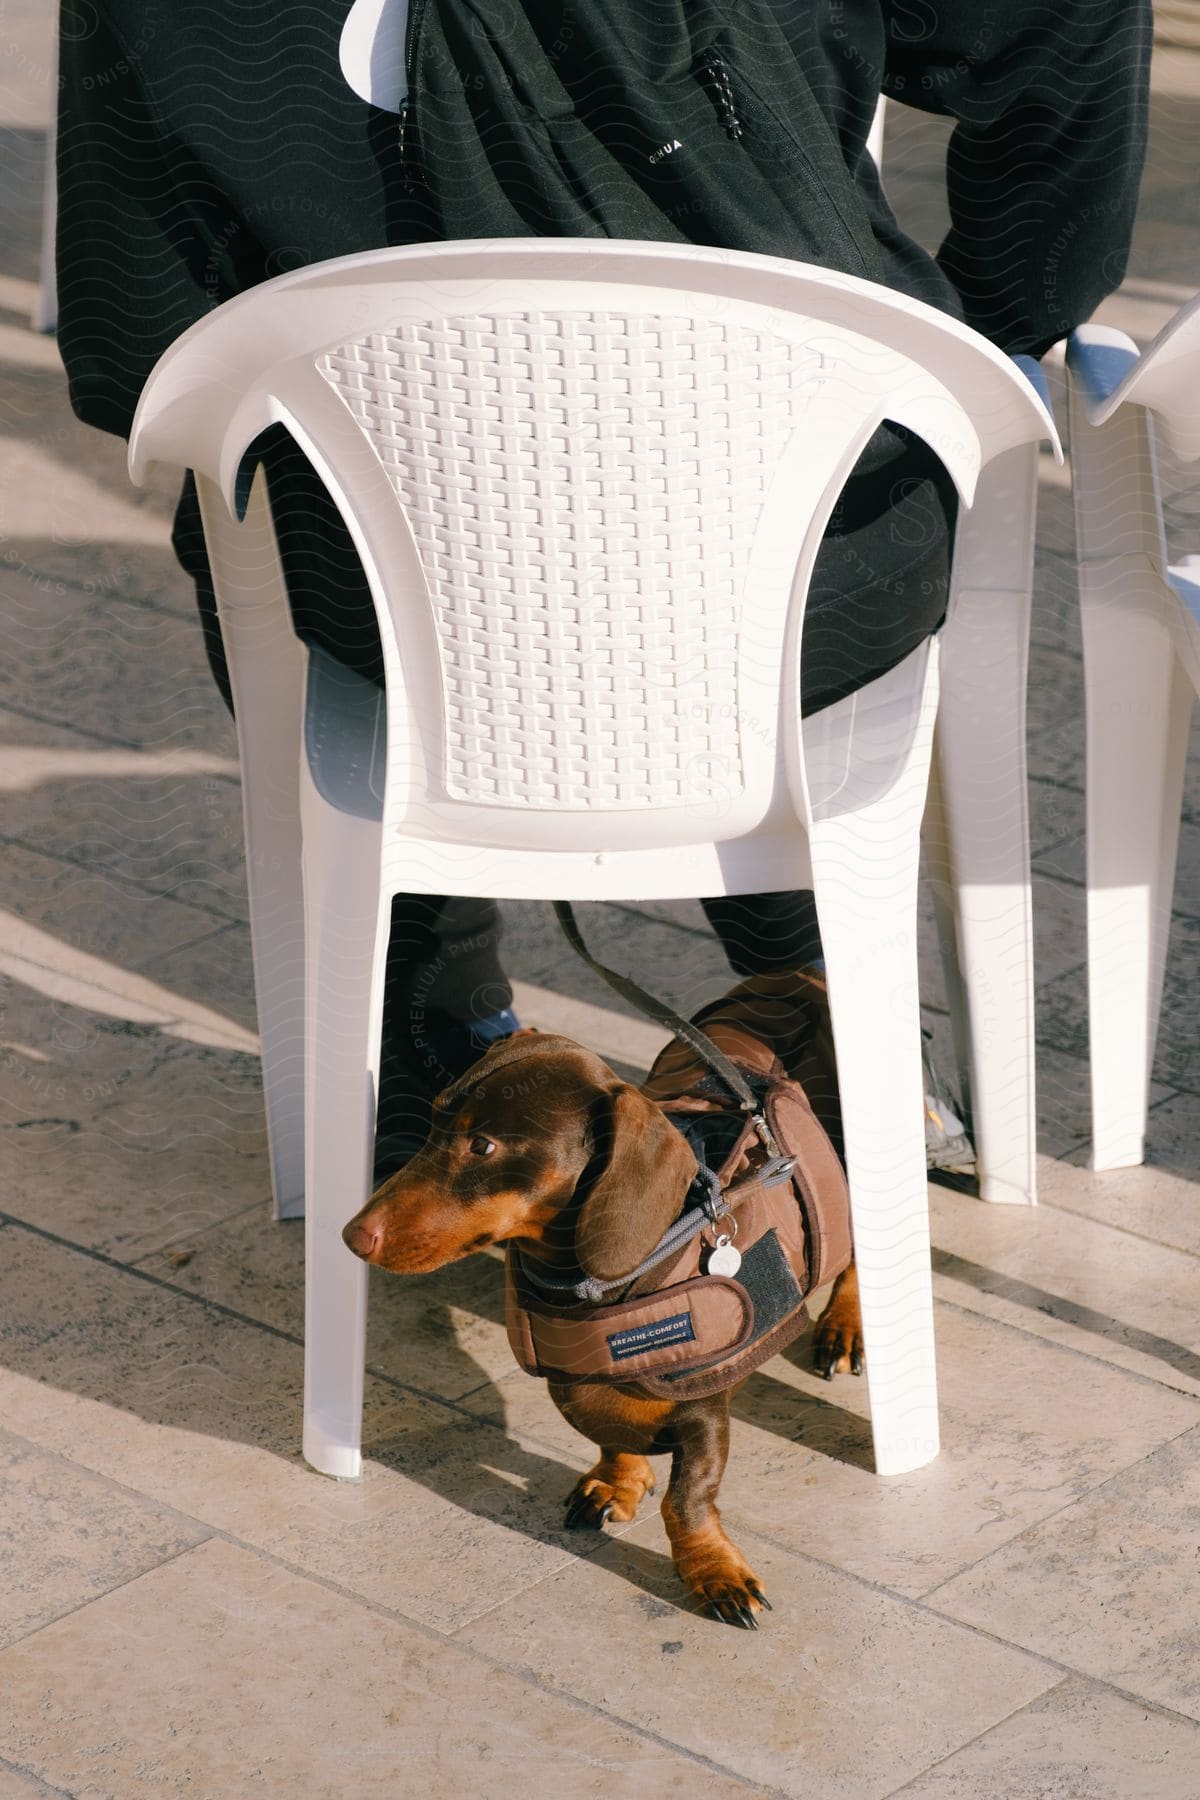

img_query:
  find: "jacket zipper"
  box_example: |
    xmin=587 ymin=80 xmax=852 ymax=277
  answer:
xmin=695 ymin=47 xmax=871 ymax=278
xmin=404 ymin=0 xmax=428 ymax=72
xmin=397 ymin=98 xmax=413 ymax=183
xmin=398 ymin=0 xmax=429 ymax=188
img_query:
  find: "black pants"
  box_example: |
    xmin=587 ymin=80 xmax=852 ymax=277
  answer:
xmin=174 ymin=422 xmax=955 ymax=1005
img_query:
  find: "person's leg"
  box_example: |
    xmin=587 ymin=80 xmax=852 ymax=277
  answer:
xmin=701 ymin=891 xmax=824 ymax=976
xmin=376 ymin=895 xmax=516 ymax=1171
xmin=796 ymin=425 xmax=958 ymax=720
xmin=173 ymin=474 xmax=234 ymax=712
xmin=382 ymin=894 xmax=516 ymax=1085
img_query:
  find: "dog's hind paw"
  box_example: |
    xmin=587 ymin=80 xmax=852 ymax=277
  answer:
xmin=813 ymin=1267 xmax=864 ymax=1380
xmin=812 ymin=1318 xmax=864 ymax=1381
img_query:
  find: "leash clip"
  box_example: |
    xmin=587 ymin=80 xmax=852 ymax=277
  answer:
xmin=750 ymin=1109 xmax=784 ymax=1160
xmin=758 ymin=1154 xmax=796 ymax=1188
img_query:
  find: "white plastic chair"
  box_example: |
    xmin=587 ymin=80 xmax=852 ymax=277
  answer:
xmin=129 ymin=240 xmax=1056 ymax=1481
xmin=1066 ymin=302 xmax=1200 ymax=1170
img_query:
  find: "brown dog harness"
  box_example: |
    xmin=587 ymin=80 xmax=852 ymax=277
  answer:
xmin=504 ymin=908 xmax=853 ymax=1400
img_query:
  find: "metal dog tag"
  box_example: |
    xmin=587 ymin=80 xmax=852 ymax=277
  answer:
xmin=705 ymin=1235 xmax=742 ymax=1277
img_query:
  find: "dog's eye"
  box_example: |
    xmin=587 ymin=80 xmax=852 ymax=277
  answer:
xmin=469 ymin=1135 xmax=497 ymax=1157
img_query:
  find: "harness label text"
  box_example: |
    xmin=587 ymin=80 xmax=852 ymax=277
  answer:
xmin=607 ymin=1311 xmax=696 ymax=1360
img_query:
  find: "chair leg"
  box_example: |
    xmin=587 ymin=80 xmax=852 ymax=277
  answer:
xmin=925 ymin=445 xmax=1040 ymax=1206
xmin=805 ymin=641 xmax=941 ymax=1476
xmin=197 ymin=472 xmax=308 ymax=1220
xmin=299 ymin=770 xmax=387 ymax=1480
xmin=1067 ymin=380 xmax=1193 ymax=1170
xmin=1081 ymin=564 xmax=1192 ymax=1169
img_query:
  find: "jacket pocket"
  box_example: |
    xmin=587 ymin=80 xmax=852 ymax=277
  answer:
xmin=694 ymin=45 xmax=877 ymax=279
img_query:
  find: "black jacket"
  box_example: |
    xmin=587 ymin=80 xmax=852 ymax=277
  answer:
xmin=56 ymin=1 xmax=1151 ymax=718
xmin=57 ymin=0 xmax=1150 ymax=439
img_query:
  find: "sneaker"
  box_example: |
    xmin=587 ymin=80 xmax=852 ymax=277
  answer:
xmin=921 ymin=1029 xmax=976 ymax=1176
xmin=418 ymin=1006 xmax=522 ymax=1080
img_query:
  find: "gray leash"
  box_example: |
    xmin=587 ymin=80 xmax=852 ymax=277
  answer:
xmin=552 ymin=901 xmax=764 ymax=1115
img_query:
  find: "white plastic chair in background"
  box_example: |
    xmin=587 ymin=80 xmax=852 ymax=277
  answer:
xmin=1066 ymin=302 xmax=1200 ymax=1170
xmin=129 ymin=240 xmax=1056 ymax=1483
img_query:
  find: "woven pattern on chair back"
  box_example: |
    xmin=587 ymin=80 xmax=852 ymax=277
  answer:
xmin=317 ymin=309 xmax=823 ymax=812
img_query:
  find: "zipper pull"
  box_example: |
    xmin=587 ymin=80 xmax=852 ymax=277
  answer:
xmin=397 ymin=96 xmax=425 ymax=193
xmin=698 ymin=48 xmax=743 ymax=141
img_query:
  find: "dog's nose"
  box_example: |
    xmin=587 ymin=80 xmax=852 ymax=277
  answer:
xmin=343 ymin=1220 xmax=380 ymax=1260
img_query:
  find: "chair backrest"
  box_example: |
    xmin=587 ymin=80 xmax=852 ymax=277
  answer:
xmin=130 ymin=241 xmax=1054 ymax=865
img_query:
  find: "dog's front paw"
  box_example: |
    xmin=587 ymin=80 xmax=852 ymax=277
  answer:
xmin=675 ymin=1534 xmax=771 ymax=1629
xmin=564 ymin=1455 xmax=656 ymax=1530
xmin=813 ymin=1267 xmax=864 ymax=1380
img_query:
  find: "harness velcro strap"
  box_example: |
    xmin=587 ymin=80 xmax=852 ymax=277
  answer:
xmin=505 ymin=1255 xmax=753 ymax=1383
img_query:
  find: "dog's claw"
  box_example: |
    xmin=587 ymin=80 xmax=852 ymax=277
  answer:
xmin=851 ymin=1348 xmax=864 ymax=1376
xmin=564 ymin=1474 xmax=644 ymax=1531
xmin=699 ymin=1577 xmax=767 ymax=1627
xmin=565 ymin=1459 xmax=655 ymax=1533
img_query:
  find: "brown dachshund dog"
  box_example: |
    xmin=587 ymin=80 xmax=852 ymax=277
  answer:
xmin=344 ymin=971 xmax=861 ymax=1627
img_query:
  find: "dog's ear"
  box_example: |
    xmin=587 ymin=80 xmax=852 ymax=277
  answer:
xmin=575 ymin=1087 xmax=698 ymax=1282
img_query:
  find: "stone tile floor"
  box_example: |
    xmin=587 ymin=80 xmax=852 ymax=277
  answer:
xmin=1 ymin=8 xmax=1198 ymax=1796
